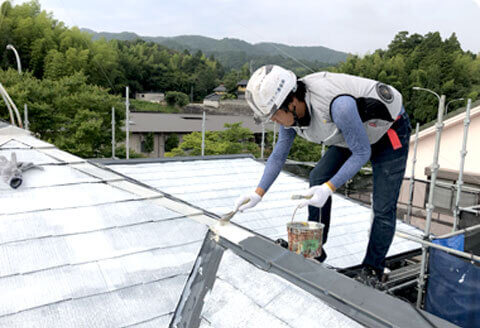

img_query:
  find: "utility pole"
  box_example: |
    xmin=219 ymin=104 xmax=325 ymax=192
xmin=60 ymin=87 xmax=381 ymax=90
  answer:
xmin=201 ymin=111 xmax=206 ymax=157
xmin=261 ymin=123 xmax=265 ymax=159
xmin=24 ymin=104 xmax=29 ymax=131
xmin=112 ymin=107 xmax=116 ymax=159
xmin=125 ymin=87 xmax=130 ymax=159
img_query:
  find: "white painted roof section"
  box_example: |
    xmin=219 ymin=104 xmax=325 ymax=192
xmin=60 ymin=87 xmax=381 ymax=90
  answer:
xmin=201 ymin=249 xmax=362 ymax=328
xmin=109 ymin=157 xmax=422 ymax=269
xmin=0 ymin=125 xmax=208 ymax=326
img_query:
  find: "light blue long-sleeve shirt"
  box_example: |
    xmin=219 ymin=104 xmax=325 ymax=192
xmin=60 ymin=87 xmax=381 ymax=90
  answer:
xmin=258 ymin=96 xmax=371 ymax=191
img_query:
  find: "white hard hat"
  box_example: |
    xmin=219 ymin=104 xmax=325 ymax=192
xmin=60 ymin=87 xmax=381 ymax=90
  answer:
xmin=245 ymin=65 xmax=297 ymax=123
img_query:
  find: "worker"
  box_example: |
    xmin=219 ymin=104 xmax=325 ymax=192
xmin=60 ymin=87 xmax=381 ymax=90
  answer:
xmin=233 ymin=65 xmax=411 ymax=288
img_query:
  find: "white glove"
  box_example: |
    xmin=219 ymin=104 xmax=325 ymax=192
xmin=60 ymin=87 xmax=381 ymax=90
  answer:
xmin=299 ymin=183 xmax=333 ymax=209
xmin=234 ymin=191 xmax=262 ymax=212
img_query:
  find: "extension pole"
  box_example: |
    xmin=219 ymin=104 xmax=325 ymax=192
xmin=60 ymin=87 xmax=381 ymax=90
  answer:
xmin=407 ymin=123 xmax=420 ymax=224
xmin=112 ymin=107 xmax=116 ymax=159
xmin=416 ymin=95 xmax=445 ymax=308
xmin=24 ymin=104 xmax=29 ymax=131
xmin=201 ymin=111 xmax=206 ymax=157
xmin=452 ymin=99 xmax=472 ymax=231
xmin=126 ymin=87 xmax=130 ymax=159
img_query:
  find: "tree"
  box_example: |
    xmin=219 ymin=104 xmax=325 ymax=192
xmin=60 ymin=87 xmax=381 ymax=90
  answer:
xmin=165 ymin=122 xmax=260 ymax=157
xmin=0 ymin=69 xmax=124 ymax=158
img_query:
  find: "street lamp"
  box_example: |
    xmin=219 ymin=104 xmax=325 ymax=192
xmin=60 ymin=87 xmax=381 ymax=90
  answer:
xmin=445 ymin=98 xmax=464 ymax=115
xmin=6 ymin=44 xmax=22 ymax=74
xmin=412 ymin=86 xmax=441 ymax=102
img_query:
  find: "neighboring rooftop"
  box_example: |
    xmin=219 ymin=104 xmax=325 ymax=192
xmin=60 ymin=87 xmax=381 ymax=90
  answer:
xmin=127 ymin=111 xmax=273 ymax=134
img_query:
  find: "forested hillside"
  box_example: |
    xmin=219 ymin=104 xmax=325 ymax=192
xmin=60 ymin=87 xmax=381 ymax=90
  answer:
xmin=84 ymin=29 xmax=349 ymax=71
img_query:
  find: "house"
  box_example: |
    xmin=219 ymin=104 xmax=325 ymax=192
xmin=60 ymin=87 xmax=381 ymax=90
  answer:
xmin=213 ymin=84 xmax=227 ymax=95
xmin=406 ymin=101 xmax=480 ymax=180
xmin=399 ymin=101 xmax=480 ymax=233
xmin=135 ymin=92 xmax=165 ymax=103
xmin=0 ymin=122 xmax=459 ymax=327
xmin=127 ymin=111 xmax=273 ymax=157
xmin=236 ymin=79 xmax=248 ymax=99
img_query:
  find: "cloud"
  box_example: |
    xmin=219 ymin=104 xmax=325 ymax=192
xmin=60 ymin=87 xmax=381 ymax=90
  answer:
xmin=475 ymin=0 xmax=480 ymax=7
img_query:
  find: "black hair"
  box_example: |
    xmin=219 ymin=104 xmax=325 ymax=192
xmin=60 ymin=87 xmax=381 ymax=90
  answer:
xmin=280 ymin=80 xmax=307 ymax=109
xmin=278 ymin=80 xmax=310 ymax=127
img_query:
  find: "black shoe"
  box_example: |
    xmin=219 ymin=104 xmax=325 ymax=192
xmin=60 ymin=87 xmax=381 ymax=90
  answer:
xmin=275 ymin=238 xmax=288 ymax=249
xmin=354 ymin=267 xmax=384 ymax=290
xmin=314 ymin=248 xmax=327 ymax=263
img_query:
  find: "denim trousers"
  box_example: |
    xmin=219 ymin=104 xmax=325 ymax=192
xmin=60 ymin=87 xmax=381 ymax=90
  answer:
xmin=308 ymin=112 xmax=411 ymax=274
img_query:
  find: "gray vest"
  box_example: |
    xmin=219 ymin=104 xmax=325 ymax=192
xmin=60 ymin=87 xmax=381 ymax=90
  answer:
xmin=292 ymin=72 xmax=403 ymax=147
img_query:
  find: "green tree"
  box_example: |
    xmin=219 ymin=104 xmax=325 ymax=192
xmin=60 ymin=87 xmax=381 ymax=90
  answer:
xmin=165 ymin=122 xmax=260 ymax=157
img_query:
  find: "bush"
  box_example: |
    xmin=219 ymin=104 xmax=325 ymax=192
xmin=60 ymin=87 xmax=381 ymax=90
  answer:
xmin=165 ymin=91 xmax=189 ymax=107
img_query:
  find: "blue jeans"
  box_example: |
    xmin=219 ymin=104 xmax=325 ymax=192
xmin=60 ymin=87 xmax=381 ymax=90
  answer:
xmin=308 ymin=112 xmax=411 ymax=273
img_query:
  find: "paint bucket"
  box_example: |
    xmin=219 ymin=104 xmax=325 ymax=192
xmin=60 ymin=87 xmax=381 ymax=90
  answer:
xmin=287 ymin=205 xmax=324 ymax=258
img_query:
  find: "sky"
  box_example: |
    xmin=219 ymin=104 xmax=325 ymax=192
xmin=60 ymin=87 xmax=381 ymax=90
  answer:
xmin=17 ymin=0 xmax=480 ymax=55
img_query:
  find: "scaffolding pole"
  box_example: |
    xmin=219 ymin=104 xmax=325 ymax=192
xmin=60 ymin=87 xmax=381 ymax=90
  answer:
xmin=416 ymin=94 xmax=445 ymax=308
xmin=396 ymin=231 xmax=480 ymax=263
xmin=125 ymin=87 xmax=130 ymax=159
xmin=111 ymin=107 xmax=116 ymax=159
xmin=407 ymin=123 xmax=420 ymax=224
xmin=452 ymin=98 xmax=472 ymax=232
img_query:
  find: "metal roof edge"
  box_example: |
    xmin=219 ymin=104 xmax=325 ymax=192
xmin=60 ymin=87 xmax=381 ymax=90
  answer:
xmin=92 ymin=154 xmax=256 ymax=165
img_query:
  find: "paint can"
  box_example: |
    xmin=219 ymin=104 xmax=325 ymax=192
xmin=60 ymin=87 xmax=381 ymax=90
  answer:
xmin=287 ymin=205 xmax=324 ymax=258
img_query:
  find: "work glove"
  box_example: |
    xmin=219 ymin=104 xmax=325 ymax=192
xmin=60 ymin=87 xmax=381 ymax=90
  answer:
xmin=234 ymin=191 xmax=262 ymax=212
xmin=298 ymin=183 xmax=333 ymax=209
xmin=0 ymin=152 xmax=43 ymax=189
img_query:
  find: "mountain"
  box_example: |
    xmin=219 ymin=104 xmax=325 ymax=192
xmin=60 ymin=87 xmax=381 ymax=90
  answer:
xmin=81 ymin=29 xmax=349 ymax=70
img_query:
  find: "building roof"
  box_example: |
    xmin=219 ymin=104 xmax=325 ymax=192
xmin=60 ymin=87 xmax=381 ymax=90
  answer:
xmin=104 ymin=156 xmax=422 ymax=269
xmin=412 ymin=101 xmax=480 ymax=143
xmin=213 ymin=85 xmax=227 ymax=92
xmin=204 ymin=93 xmax=221 ymax=101
xmin=237 ymin=79 xmax=248 ymax=86
xmin=128 ymin=111 xmax=273 ymax=133
xmin=0 ymin=124 xmax=455 ymax=327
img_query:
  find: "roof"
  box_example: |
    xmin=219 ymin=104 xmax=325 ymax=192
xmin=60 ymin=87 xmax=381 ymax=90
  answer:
xmin=204 ymin=93 xmax=221 ymax=101
xmin=128 ymin=111 xmax=273 ymax=133
xmin=213 ymin=85 xmax=227 ymax=92
xmin=412 ymin=101 xmax=480 ymax=143
xmin=237 ymin=79 xmax=248 ymax=86
xmin=104 ymin=156 xmax=422 ymax=269
xmin=0 ymin=125 xmax=455 ymax=327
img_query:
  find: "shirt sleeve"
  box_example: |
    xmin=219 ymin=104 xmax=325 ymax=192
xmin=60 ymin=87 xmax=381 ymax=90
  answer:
xmin=329 ymin=96 xmax=371 ymax=188
xmin=258 ymin=125 xmax=296 ymax=192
